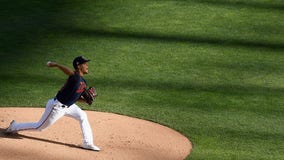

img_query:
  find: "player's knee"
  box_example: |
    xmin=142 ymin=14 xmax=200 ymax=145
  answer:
xmin=79 ymin=111 xmax=88 ymax=122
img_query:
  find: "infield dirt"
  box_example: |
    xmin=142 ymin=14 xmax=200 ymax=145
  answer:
xmin=0 ymin=107 xmax=191 ymax=160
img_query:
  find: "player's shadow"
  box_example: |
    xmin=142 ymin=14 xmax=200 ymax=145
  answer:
xmin=0 ymin=128 xmax=80 ymax=149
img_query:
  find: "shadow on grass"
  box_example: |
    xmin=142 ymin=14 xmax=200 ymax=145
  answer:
xmin=0 ymin=0 xmax=282 ymax=90
xmin=64 ymin=27 xmax=284 ymax=50
xmin=189 ymin=0 xmax=284 ymax=11
xmin=0 ymin=0 xmax=73 ymax=74
xmin=94 ymin=77 xmax=284 ymax=97
xmin=0 ymin=1 xmax=283 ymax=112
xmin=198 ymin=126 xmax=284 ymax=142
xmin=93 ymin=77 xmax=284 ymax=116
xmin=0 ymin=0 xmax=282 ymax=65
xmin=1 ymin=71 xmax=283 ymax=98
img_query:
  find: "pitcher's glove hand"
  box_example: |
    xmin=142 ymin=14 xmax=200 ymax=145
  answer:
xmin=81 ymin=87 xmax=97 ymax=105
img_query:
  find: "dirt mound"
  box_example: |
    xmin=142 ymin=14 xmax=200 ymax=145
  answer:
xmin=0 ymin=107 xmax=191 ymax=160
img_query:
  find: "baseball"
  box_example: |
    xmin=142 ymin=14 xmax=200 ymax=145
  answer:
xmin=46 ymin=61 xmax=52 ymax=67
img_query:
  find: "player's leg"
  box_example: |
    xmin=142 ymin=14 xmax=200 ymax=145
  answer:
xmin=65 ymin=104 xmax=93 ymax=143
xmin=36 ymin=99 xmax=66 ymax=131
xmin=65 ymin=104 xmax=100 ymax=151
xmin=8 ymin=99 xmax=65 ymax=132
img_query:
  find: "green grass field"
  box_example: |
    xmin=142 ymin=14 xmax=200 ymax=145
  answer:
xmin=0 ymin=0 xmax=283 ymax=159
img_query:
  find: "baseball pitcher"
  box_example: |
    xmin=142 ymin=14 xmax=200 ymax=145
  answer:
xmin=5 ymin=56 xmax=100 ymax=151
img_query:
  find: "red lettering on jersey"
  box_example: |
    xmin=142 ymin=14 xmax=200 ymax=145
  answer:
xmin=77 ymin=82 xmax=86 ymax=93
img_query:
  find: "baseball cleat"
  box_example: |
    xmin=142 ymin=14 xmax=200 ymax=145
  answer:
xmin=82 ymin=143 xmax=100 ymax=151
xmin=5 ymin=120 xmax=17 ymax=134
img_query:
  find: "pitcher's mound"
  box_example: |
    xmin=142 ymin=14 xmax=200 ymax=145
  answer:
xmin=0 ymin=107 xmax=191 ymax=160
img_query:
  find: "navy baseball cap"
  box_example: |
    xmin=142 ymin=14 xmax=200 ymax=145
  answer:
xmin=73 ymin=56 xmax=90 ymax=69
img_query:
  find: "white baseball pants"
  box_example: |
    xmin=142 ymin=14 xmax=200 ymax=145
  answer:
xmin=10 ymin=98 xmax=94 ymax=145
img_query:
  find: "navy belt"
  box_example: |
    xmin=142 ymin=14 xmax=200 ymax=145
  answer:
xmin=53 ymin=97 xmax=69 ymax=108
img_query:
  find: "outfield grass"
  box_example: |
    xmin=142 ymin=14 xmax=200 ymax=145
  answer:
xmin=0 ymin=1 xmax=283 ymax=159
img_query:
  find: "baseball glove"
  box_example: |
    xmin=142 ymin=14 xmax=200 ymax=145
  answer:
xmin=81 ymin=87 xmax=97 ymax=105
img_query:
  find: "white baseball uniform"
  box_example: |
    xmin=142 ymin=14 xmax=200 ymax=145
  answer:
xmin=8 ymin=70 xmax=97 ymax=149
xmin=10 ymin=98 xmax=94 ymax=145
